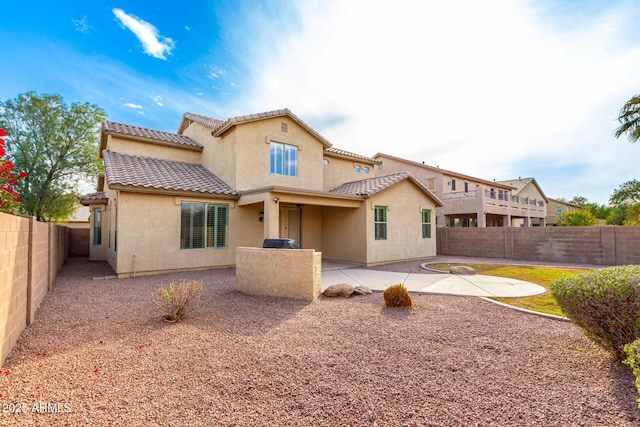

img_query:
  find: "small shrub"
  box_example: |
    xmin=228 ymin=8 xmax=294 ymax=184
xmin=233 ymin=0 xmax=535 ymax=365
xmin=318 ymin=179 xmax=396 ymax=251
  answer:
xmin=550 ymin=266 xmax=640 ymax=360
xmin=152 ymin=280 xmax=203 ymax=322
xmin=623 ymin=339 xmax=640 ymax=406
xmin=383 ymin=284 xmax=413 ymax=307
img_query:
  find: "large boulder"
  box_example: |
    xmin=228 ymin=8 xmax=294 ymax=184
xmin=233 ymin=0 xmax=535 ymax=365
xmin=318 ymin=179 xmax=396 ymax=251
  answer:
xmin=353 ymin=285 xmax=373 ymax=295
xmin=323 ymin=283 xmax=355 ymax=298
xmin=450 ymin=266 xmax=476 ymax=275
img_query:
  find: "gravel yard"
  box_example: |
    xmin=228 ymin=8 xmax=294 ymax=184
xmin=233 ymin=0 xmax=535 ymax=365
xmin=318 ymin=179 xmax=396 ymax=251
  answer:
xmin=1 ymin=258 xmax=639 ymax=426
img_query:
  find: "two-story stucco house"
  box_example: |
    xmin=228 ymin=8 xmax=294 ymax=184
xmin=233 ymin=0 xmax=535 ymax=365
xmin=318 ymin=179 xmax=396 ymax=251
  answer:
xmin=546 ymin=198 xmax=584 ymax=226
xmin=373 ymin=153 xmax=548 ymax=227
xmin=80 ymin=109 xmax=442 ymax=277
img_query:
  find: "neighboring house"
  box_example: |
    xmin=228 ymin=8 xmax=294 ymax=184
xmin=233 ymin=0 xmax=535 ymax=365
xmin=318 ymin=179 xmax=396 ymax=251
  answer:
xmin=373 ymin=153 xmax=548 ymax=227
xmin=495 ymin=178 xmax=548 ymax=226
xmin=80 ymin=109 xmax=442 ymax=277
xmin=546 ymin=198 xmax=584 ymax=226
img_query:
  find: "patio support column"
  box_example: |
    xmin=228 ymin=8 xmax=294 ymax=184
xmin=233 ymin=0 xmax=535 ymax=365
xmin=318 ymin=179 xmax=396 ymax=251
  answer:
xmin=263 ymin=195 xmax=280 ymax=239
xmin=477 ymin=209 xmax=486 ymax=227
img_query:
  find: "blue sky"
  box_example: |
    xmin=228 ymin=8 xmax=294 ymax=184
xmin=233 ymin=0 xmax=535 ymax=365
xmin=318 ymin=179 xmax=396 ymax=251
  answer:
xmin=2 ymin=0 xmax=639 ymax=204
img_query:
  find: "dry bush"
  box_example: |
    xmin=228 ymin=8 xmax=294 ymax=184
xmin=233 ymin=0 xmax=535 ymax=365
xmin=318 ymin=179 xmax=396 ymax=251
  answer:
xmin=383 ymin=284 xmax=413 ymax=307
xmin=152 ymin=280 xmax=203 ymax=322
xmin=551 ymin=266 xmax=640 ymax=360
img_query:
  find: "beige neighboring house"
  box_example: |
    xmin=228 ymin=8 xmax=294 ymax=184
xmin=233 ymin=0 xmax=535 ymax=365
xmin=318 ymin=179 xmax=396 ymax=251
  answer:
xmin=546 ymin=198 xmax=584 ymax=226
xmin=80 ymin=109 xmax=442 ymax=277
xmin=373 ymin=153 xmax=548 ymax=227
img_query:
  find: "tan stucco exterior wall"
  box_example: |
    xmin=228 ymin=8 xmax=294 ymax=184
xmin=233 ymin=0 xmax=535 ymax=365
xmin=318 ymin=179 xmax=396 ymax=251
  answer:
xmin=365 ymin=179 xmax=437 ymax=265
xmin=322 ymin=155 xmax=377 ymax=191
xmin=183 ymin=122 xmax=238 ymax=188
xmin=88 ymin=204 xmax=108 ymax=261
xmin=107 ymin=192 xmax=267 ymax=277
xmin=106 ymin=135 xmax=201 ymax=163
xmin=236 ymin=247 xmax=321 ymax=300
xmin=321 ymin=180 xmax=437 ymax=265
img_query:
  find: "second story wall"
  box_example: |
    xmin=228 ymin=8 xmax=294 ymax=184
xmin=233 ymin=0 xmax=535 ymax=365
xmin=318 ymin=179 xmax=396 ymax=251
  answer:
xmin=106 ymin=135 xmax=202 ymax=164
xmin=182 ymin=122 xmax=238 ymax=188
xmin=230 ymin=117 xmax=326 ymax=192
xmin=323 ymin=155 xmax=377 ymax=191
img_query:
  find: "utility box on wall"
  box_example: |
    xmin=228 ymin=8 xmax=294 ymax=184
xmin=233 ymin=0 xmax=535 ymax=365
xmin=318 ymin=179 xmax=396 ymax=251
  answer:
xmin=235 ymin=247 xmax=321 ymax=300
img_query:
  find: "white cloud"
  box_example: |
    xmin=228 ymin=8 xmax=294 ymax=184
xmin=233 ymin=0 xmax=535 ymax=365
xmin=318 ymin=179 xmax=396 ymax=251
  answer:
xmin=112 ymin=8 xmax=175 ymax=60
xmin=72 ymin=16 xmax=93 ymax=33
xmin=209 ymin=66 xmax=226 ymax=79
xmin=152 ymin=96 xmax=164 ymax=107
xmin=124 ymin=102 xmax=142 ymax=109
xmin=238 ymin=0 xmax=640 ymax=204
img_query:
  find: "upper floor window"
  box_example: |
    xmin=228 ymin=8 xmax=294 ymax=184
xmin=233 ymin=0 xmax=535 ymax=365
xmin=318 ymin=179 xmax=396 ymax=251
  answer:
xmin=374 ymin=206 xmax=387 ymax=240
xmin=355 ymin=165 xmax=361 ymax=173
xmin=451 ymin=179 xmax=456 ymax=191
xmin=270 ymin=141 xmax=298 ymax=177
xmin=556 ymin=207 xmax=563 ymax=213
xmin=364 ymin=167 xmax=370 ymax=174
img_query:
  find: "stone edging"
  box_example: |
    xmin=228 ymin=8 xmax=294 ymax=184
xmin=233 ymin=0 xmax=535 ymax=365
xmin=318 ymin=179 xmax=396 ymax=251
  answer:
xmin=478 ymin=297 xmax=571 ymax=322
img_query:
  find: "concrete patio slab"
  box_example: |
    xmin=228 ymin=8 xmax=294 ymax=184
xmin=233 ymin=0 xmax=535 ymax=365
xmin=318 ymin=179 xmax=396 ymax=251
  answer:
xmin=321 ymin=268 xmax=546 ymax=297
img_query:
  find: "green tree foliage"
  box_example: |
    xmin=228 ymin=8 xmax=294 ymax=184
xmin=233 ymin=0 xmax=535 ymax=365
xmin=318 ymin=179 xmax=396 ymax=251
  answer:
xmin=606 ymin=204 xmax=628 ymax=225
xmin=610 ymin=179 xmax=640 ymax=206
xmin=557 ymin=209 xmax=598 ymax=226
xmin=0 ymin=93 xmax=106 ymax=221
xmin=624 ymin=203 xmax=640 ymax=226
xmin=566 ymin=196 xmax=612 ymax=221
xmin=615 ymin=94 xmax=640 ymax=143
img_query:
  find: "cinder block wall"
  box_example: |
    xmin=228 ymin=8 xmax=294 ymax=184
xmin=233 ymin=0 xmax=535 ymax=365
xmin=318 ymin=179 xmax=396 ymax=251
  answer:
xmin=0 ymin=213 xmax=69 ymax=366
xmin=437 ymin=226 xmax=640 ymax=266
xmin=236 ymin=247 xmax=321 ymax=300
xmin=0 ymin=214 xmax=29 ymax=367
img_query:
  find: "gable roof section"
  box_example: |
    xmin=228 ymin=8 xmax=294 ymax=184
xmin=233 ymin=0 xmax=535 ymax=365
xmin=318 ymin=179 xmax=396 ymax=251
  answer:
xmin=101 ymin=121 xmax=203 ymax=153
xmin=496 ymin=177 xmax=548 ymax=202
xmin=373 ymin=152 xmax=515 ymax=190
xmin=178 ymin=112 xmax=225 ymax=134
xmin=324 ymin=147 xmax=380 ymax=165
xmin=78 ymin=191 xmax=108 ymax=205
xmin=330 ymin=171 xmax=443 ymax=206
xmin=212 ymin=108 xmax=333 ymax=148
xmin=102 ymin=150 xmax=238 ymax=199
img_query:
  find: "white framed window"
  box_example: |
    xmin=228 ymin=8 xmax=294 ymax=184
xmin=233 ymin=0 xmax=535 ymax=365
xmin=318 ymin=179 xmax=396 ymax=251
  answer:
xmin=421 ymin=209 xmax=432 ymax=238
xmin=556 ymin=207 xmax=563 ymax=213
xmin=374 ymin=206 xmax=387 ymax=240
xmin=270 ymin=141 xmax=298 ymax=176
xmin=355 ymin=165 xmax=361 ymax=173
xmin=364 ymin=167 xmax=370 ymax=174
xmin=180 ymin=202 xmax=229 ymax=249
xmin=93 ymin=208 xmax=102 ymax=246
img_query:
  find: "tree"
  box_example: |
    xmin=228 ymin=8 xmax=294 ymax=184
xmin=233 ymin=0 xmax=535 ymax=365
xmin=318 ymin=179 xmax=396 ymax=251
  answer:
xmin=557 ymin=210 xmax=598 ymax=226
xmin=0 ymin=93 xmax=106 ymax=221
xmin=624 ymin=203 xmax=640 ymax=226
xmin=614 ymin=94 xmax=640 ymax=143
xmin=610 ymin=179 xmax=640 ymax=206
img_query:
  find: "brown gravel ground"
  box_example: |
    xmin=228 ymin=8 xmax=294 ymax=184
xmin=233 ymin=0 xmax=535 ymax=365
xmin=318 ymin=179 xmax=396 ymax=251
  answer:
xmin=1 ymin=258 xmax=639 ymax=426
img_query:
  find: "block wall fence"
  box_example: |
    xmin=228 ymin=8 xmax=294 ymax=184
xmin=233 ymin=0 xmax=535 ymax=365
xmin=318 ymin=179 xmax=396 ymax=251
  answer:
xmin=437 ymin=226 xmax=640 ymax=266
xmin=0 ymin=213 xmax=69 ymax=366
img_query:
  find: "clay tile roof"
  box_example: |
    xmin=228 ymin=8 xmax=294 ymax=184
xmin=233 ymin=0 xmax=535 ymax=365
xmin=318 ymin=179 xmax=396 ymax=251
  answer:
xmin=324 ymin=147 xmax=380 ymax=164
xmin=330 ymin=171 xmax=413 ymax=197
xmin=102 ymin=121 xmax=202 ymax=150
xmin=102 ymin=150 xmax=238 ymax=198
xmin=213 ymin=108 xmax=333 ymax=147
xmin=181 ymin=112 xmax=225 ymax=131
xmin=78 ymin=191 xmax=108 ymax=205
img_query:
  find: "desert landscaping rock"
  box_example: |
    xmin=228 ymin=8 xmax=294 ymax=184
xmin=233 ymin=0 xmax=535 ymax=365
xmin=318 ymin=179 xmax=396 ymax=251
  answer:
xmin=322 ymin=283 xmax=354 ymax=297
xmin=0 ymin=258 xmax=638 ymax=426
xmin=450 ymin=265 xmax=476 ymax=275
xmin=352 ymin=285 xmax=373 ymax=295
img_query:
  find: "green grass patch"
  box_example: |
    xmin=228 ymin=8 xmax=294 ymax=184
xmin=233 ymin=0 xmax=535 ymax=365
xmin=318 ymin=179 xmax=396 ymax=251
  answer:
xmin=425 ymin=263 xmax=591 ymax=316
